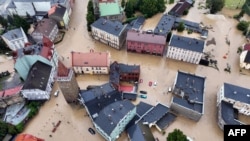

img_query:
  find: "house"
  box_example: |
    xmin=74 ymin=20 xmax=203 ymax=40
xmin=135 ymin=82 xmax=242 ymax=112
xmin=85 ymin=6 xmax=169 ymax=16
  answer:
xmin=71 ymin=51 xmax=111 ymax=74
xmin=91 ymin=18 xmax=127 ymax=50
xmin=15 ymin=133 xmax=44 ymax=141
xmin=240 ymin=50 xmax=250 ymax=69
xmin=51 ymin=0 xmax=73 ymax=16
xmin=3 ymin=101 xmax=30 ymax=125
xmin=167 ymin=35 xmax=205 ymax=64
xmin=98 ymin=0 xmax=124 ymax=21
xmin=0 ymin=85 xmax=24 ymax=108
xmin=170 ymin=71 xmax=206 ymax=121
xmin=129 ymin=16 xmax=145 ymax=31
xmin=48 ymin=4 xmax=70 ymax=29
xmin=217 ymin=83 xmax=250 ymax=130
xmin=57 ymin=60 xmax=79 ymax=103
xmin=154 ymin=14 xmax=176 ymax=36
xmin=168 ymin=0 xmax=193 ymax=17
xmin=21 ymin=60 xmax=54 ymax=100
xmin=79 ymin=83 xmax=136 ymax=141
xmin=126 ymin=30 xmax=166 ymax=56
xmin=31 ymin=18 xmax=59 ymax=43
xmin=109 ymin=61 xmax=140 ymax=90
xmin=1 ymin=27 xmax=28 ymax=51
xmin=14 ymin=36 xmax=58 ymax=80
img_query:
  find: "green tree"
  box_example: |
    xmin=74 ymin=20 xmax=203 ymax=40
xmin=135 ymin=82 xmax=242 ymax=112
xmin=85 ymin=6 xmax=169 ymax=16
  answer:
xmin=15 ymin=122 xmax=25 ymax=133
xmin=0 ymin=16 xmax=8 ymax=28
xmin=0 ymin=38 xmax=11 ymax=54
xmin=86 ymin=0 xmax=95 ymax=32
xmin=139 ymin=0 xmax=158 ymax=18
xmin=177 ymin=22 xmax=185 ymax=32
xmin=0 ymin=121 xmax=8 ymax=140
xmin=157 ymin=0 xmax=166 ymax=13
xmin=125 ymin=2 xmax=134 ymax=18
xmin=167 ymin=129 xmax=188 ymax=141
xmin=237 ymin=20 xmax=249 ymax=32
xmin=121 ymin=0 xmax=126 ymax=8
xmin=206 ymin=0 xmax=225 ymax=14
xmin=169 ymin=0 xmax=175 ymax=4
xmin=12 ymin=14 xmax=30 ymax=34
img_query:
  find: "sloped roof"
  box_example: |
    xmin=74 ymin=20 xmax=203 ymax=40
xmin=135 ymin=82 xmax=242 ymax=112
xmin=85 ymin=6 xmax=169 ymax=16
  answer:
xmin=32 ymin=18 xmax=57 ymax=37
xmin=142 ymin=103 xmax=169 ymax=124
xmin=169 ymin=0 xmax=192 ymax=16
xmin=221 ymin=101 xmax=242 ymax=125
xmin=136 ymin=101 xmax=153 ymax=117
xmin=15 ymin=133 xmax=44 ymax=141
xmin=154 ymin=14 xmax=175 ymax=36
xmin=0 ymin=85 xmax=23 ymax=97
xmin=48 ymin=4 xmax=66 ymax=17
xmin=127 ymin=121 xmax=155 ymax=141
xmin=244 ymin=51 xmax=250 ymax=63
xmin=2 ymin=27 xmax=26 ymax=41
xmin=57 ymin=60 xmax=69 ymax=77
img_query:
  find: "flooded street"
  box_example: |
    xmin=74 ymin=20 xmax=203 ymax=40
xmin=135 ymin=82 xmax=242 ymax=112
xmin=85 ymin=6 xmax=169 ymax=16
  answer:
xmin=21 ymin=0 xmax=250 ymax=141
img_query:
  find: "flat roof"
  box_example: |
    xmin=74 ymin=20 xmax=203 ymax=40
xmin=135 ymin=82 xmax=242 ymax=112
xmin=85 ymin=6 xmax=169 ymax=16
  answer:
xmin=99 ymin=2 xmax=121 ymax=16
xmin=169 ymin=34 xmax=205 ymax=53
xmin=224 ymin=83 xmax=250 ymax=104
xmin=221 ymin=101 xmax=242 ymax=125
xmin=172 ymin=71 xmax=206 ymax=113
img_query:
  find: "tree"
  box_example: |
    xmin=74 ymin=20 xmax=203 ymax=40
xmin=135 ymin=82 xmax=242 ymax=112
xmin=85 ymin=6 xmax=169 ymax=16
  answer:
xmin=156 ymin=0 xmax=166 ymax=13
xmin=0 ymin=16 xmax=8 ymax=28
xmin=12 ymin=14 xmax=30 ymax=34
xmin=121 ymin=0 xmax=126 ymax=8
xmin=237 ymin=20 xmax=249 ymax=32
xmin=125 ymin=2 xmax=134 ymax=18
xmin=177 ymin=22 xmax=185 ymax=32
xmin=167 ymin=129 xmax=188 ymax=141
xmin=139 ymin=0 xmax=158 ymax=18
xmin=206 ymin=0 xmax=225 ymax=14
xmin=86 ymin=0 xmax=95 ymax=32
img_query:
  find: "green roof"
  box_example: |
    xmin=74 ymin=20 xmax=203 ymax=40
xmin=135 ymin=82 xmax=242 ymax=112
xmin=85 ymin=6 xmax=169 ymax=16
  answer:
xmin=99 ymin=2 xmax=122 ymax=16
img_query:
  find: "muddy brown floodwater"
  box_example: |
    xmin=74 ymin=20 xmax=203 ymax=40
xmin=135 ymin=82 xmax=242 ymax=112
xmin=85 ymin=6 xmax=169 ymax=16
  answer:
xmin=19 ymin=0 xmax=250 ymax=141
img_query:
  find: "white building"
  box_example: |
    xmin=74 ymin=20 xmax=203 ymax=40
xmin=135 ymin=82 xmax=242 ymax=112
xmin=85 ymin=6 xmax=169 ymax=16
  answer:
xmin=1 ymin=27 xmax=28 ymax=51
xmin=71 ymin=51 xmax=111 ymax=74
xmin=21 ymin=60 xmax=54 ymax=100
xmin=91 ymin=18 xmax=127 ymax=50
xmin=167 ymin=35 xmax=205 ymax=64
xmin=239 ymin=50 xmax=250 ymax=69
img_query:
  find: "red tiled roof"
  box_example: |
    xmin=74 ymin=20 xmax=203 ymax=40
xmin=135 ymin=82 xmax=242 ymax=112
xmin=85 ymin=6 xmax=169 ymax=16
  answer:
xmin=0 ymin=85 xmax=23 ymax=98
xmin=57 ymin=60 xmax=70 ymax=77
xmin=243 ymin=43 xmax=250 ymax=51
xmin=40 ymin=36 xmax=54 ymax=60
xmin=15 ymin=134 xmax=44 ymax=141
xmin=126 ymin=30 xmax=166 ymax=45
xmin=48 ymin=5 xmax=57 ymax=16
xmin=72 ymin=51 xmax=109 ymax=67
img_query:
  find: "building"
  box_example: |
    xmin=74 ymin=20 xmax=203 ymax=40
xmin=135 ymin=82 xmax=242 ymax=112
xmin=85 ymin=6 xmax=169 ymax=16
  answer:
xmin=51 ymin=0 xmax=73 ymax=16
xmin=170 ymin=71 xmax=206 ymax=121
xmin=109 ymin=61 xmax=140 ymax=89
xmin=14 ymin=36 xmax=58 ymax=80
xmin=15 ymin=133 xmax=44 ymax=141
xmin=0 ymin=85 xmax=24 ymax=108
xmin=217 ymin=83 xmax=250 ymax=130
xmin=79 ymin=83 xmax=136 ymax=141
xmin=31 ymin=18 xmax=59 ymax=43
xmin=98 ymin=0 xmax=124 ymax=21
xmin=91 ymin=18 xmax=127 ymax=50
xmin=240 ymin=50 xmax=250 ymax=69
xmin=168 ymin=0 xmax=193 ymax=17
xmin=48 ymin=4 xmax=70 ymax=29
xmin=1 ymin=27 xmax=28 ymax=51
xmin=126 ymin=30 xmax=166 ymax=56
xmin=167 ymin=35 xmax=205 ymax=64
xmin=21 ymin=61 xmax=54 ymax=100
xmin=57 ymin=60 xmax=79 ymax=103
xmin=71 ymin=51 xmax=111 ymax=74
xmin=154 ymin=14 xmax=176 ymax=36
xmin=129 ymin=16 xmax=145 ymax=31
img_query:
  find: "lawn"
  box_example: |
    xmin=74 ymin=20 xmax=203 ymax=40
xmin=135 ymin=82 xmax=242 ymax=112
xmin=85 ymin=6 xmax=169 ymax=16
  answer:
xmin=225 ymin=0 xmax=246 ymax=9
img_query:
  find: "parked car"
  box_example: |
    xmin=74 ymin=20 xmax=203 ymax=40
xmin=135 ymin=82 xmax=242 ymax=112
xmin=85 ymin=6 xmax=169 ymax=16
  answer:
xmin=140 ymin=95 xmax=147 ymax=99
xmin=54 ymin=90 xmax=59 ymax=97
xmin=88 ymin=128 xmax=96 ymax=135
xmin=139 ymin=90 xmax=147 ymax=94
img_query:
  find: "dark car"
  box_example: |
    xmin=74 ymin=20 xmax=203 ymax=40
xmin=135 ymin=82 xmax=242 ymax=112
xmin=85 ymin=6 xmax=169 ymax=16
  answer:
xmin=139 ymin=90 xmax=147 ymax=94
xmin=88 ymin=128 xmax=96 ymax=135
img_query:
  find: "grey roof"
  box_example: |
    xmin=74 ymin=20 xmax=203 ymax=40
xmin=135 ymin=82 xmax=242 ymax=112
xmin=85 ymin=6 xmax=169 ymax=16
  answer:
xmin=136 ymin=101 xmax=153 ymax=117
xmin=2 ymin=28 xmax=25 ymax=41
xmin=94 ymin=100 xmax=135 ymax=135
xmin=49 ymin=4 xmax=66 ymax=17
xmin=127 ymin=121 xmax=155 ymax=141
xmin=13 ymin=0 xmax=51 ymax=2
xmin=221 ymin=101 xmax=242 ymax=125
xmin=142 ymin=103 xmax=169 ymax=124
xmin=155 ymin=112 xmax=176 ymax=130
xmin=32 ymin=18 xmax=57 ymax=37
xmin=169 ymin=34 xmax=205 ymax=53
xmin=7 ymin=1 xmax=16 ymax=8
xmin=131 ymin=16 xmax=145 ymax=30
xmin=91 ymin=18 xmax=127 ymax=36
xmin=244 ymin=51 xmax=250 ymax=63
xmin=223 ymin=83 xmax=250 ymax=104
xmin=122 ymin=92 xmax=137 ymax=101
xmin=172 ymin=71 xmax=206 ymax=113
xmin=154 ymin=14 xmax=175 ymax=36
xmin=22 ymin=60 xmax=52 ymax=90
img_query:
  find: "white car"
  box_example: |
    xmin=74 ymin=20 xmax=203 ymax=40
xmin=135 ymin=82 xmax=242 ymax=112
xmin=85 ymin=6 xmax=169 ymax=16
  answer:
xmin=54 ymin=90 xmax=59 ymax=97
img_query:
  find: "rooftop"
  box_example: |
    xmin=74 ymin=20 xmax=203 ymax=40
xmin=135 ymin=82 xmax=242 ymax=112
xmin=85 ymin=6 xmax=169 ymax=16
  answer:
xmin=0 ymin=85 xmax=23 ymax=98
xmin=71 ymin=51 xmax=110 ymax=67
xmin=169 ymin=34 xmax=205 ymax=53
xmin=169 ymin=0 xmax=193 ymax=17
xmin=172 ymin=71 xmax=206 ymax=113
xmin=57 ymin=60 xmax=70 ymax=77
xmin=2 ymin=27 xmax=25 ymax=41
xmin=94 ymin=100 xmax=135 ymax=135
xmin=130 ymin=16 xmax=145 ymax=30
xmin=154 ymin=14 xmax=175 ymax=36
xmin=221 ymin=101 xmax=242 ymax=125
xmin=155 ymin=112 xmax=176 ymax=130
xmin=48 ymin=4 xmax=66 ymax=17
xmin=91 ymin=18 xmax=127 ymax=36
xmin=99 ymin=2 xmax=122 ymax=16
xmin=126 ymin=30 xmax=166 ymax=45
xmin=22 ymin=61 xmax=52 ymax=90
xmin=223 ymin=83 xmax=250 ymax=104
xmin=32 ymin=18 xmax=57 ymax=37
xmin=136 ymin=101 xmax=153 ymax=117
xmin=244 ymin=51 xmax=250 ymax=63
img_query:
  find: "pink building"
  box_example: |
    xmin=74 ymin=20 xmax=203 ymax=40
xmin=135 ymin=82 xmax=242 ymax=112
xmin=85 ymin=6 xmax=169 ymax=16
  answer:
xmin=126 ymin=30 xmax=166 ymax=56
